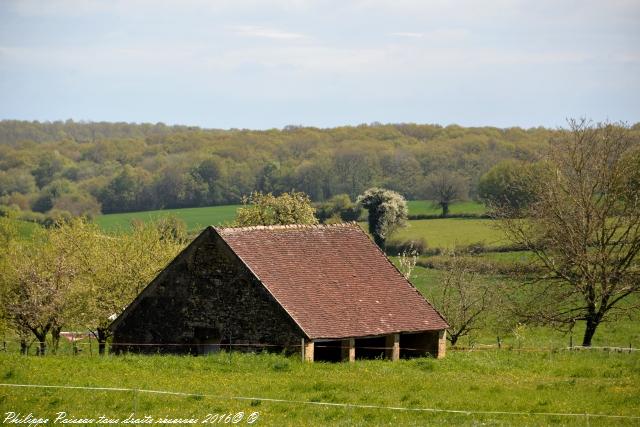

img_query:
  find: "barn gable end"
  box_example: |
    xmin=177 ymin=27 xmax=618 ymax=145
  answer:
xmin=110 ymin=223 xmax=449 ymax=360
xmin=110 ymin=227 xmax=305 ymax=354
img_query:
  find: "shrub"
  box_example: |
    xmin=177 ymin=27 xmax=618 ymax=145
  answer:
xmin=384 ymin=238 xmax=428 ymax=256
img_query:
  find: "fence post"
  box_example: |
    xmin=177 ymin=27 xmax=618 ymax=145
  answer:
xmin=569 ymin=334 xmax=573 ymax=349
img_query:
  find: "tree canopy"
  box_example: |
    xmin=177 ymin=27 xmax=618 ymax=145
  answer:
xmin=497 ymin=120 xmax=640 ymax=346
xmin=357 ymin=187 xmax=408 ymax=248
xmin=0 ymin=120 xmax=563 ymax=223
xmin=234 ymin=191 xmax=318 ymax=227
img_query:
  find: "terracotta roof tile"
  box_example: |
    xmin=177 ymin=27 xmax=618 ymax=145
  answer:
xmin=215 ymin=223 xmax=448 ymax=339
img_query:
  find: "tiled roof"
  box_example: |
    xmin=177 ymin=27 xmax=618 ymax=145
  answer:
xmin=215 ymin=223 xmax=448 ymax=339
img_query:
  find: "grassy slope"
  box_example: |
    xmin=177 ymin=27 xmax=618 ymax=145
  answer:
xmin=1 ymin=351 xmax=638 ymax=426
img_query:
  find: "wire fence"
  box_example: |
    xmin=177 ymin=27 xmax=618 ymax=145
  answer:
xmin=0 ymin=382 xmax=638 ymax=422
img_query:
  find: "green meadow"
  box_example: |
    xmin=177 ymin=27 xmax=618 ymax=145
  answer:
xmin=392 ymin=218 xmax=504 ymax=249
xmin=1 ymin=351 xmax=638 ymax=426
xmin=406 ymin=200 xmax=486 ymax=216
xmin=6 ymin=199 xmax=638 ymax=425
xmin=95 ymin=205 xmax=241 ymax=232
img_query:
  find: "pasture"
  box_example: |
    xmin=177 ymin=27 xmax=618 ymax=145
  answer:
xmin=7 ymin=199 xmax=638 ymax=425
xmin=94 ymin=200 xmax=486 ymax=234
xmin=406 ymin=200 xmax=486 ymax=216
xmin=95 ymin=205 xmax=240 ymax=232
xmin=1 ymin=350 xmax=638 ymax=426
xmin=392 ymin=218 xmax=505 ymax=249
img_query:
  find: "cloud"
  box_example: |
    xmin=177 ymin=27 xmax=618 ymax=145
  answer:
xmin=389 ymin=32 xmax=423 ymax=38
xmin=227 ymin=25 xmax=308 ymax=40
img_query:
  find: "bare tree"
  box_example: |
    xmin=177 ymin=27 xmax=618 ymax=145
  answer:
xmin=425 ymin=171 xmax=469 ymax=217
xmin=397 ymin=245 xmax=418 ymax=280
xmin=428 ymin=254 xmax=493 ymax=346
xmin=496 ymin=120 xmax=640 ymax=346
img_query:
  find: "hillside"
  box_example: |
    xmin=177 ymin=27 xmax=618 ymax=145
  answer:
xmin=0 ymin=120 xmax=554 ymax=221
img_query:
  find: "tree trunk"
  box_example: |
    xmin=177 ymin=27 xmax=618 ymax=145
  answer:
xmin=36 ymin=335 xmax=46 ymax=356
xmin=441 ymin=202 xmax=449 ymax=217
xmin=372 ymin=233 xmax=385 ymax=249
xmin=30 ymin=324 xmax=51 ymax=356
xmin=449 ymin=333 xmax=459 ymax=346
xmin=51 ymin=325 xmax=62 ymax=354
xmin=20 ymin=339 xmax=28 ymax=355
xmin=582 ymin=316 xmax=600 ymax=347
xmin=97 ymin=327 xmax=110 ymax=355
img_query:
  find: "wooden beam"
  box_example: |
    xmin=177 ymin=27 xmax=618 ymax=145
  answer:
xmin=392 ymin=333 xmax=400 ymax=361
xmin=385 ymin=333 xmax=400 ymax=361
xmin=348 ymin=338 xmax=355 ymax=362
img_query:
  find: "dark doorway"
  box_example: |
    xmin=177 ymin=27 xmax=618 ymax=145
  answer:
xmin=400 ymin=331 xmax=438 ymax=359
xmin=314 ymin=340 xmax=343 ymax=362
xmin=355 ymin=336 xmax=387 ymax=360
xmin=193 ymin=327 xmax=222 ymax=355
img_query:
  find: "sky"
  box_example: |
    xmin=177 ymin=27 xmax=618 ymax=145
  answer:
xmin=0 ymin=0 xmax=638 ymax=129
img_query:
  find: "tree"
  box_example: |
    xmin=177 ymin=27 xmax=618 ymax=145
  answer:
xmin=497 ymin=120 xmax=640 ymax=346
xmin=234 ymin=191 xmax=318 ymax=226
xmin=60 ymin=219 xmax=183 ymax=354
xmin=478 ymin=160 xmax=541 ymax=213
xmin=315 ymin=194 xmax=362 ymax=223
xmin=425 ymin=171 xmax=469 ymax=217
xmin=2 ymin=227 xmax=77 ymax=355
xmin=357 ymin=188 xmax=407 ymax=248
xmin=427 ymin=254 xmax=494 ymax=346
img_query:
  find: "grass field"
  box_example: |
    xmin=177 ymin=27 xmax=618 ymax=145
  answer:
xmin=392 ymin=218 xmax=506 ymax=248
xmin=406 ymin=200 xmax=486 ymax=216
xmin=7 ymin=200 xmax=640 ymax=425
xmin=95 ymin=205 xmax=241 ymax=232
xmin=1 ymin=351 xmax=638 ymax=426
xmin=404 ymin=265 xmax=640 ymax=350
xmin=95 ymin=200 xmax=486 ymax=233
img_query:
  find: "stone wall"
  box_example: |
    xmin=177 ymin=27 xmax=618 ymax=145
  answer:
xmin=112 ymin=228 xmax=305 ymax=354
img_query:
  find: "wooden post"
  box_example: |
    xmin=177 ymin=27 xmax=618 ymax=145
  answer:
xmin=437 ymin=330 xmax=446 ymax=359
xmin=392 ymin=334 xmax=400 ymax=361
xmin=303 ymin=339 xmax=314 ymax=362
xmin=341 ymin=339 xmax=355 ymax=362
xmin=385 ymin=334 xmax=400 ymax=361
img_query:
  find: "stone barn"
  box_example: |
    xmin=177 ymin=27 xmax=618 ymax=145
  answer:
xmin=109 ymin=223 xmax=448 ymax=361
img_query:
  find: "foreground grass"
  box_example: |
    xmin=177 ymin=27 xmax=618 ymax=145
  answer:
xmin=0 ymin=351 xmax=637 ymax=426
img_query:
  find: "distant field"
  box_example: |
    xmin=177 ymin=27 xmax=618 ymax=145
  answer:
xmin=95 ymin=200 xmax=486 ymax=233
xmin=1 ymin=350 xmax=637 ymax=426
xmin=95 ymin=205 xmax=241 ymax=232
xmin=391 ymin=218 xmax=505 ymax=248
xmin=407 ymin=200 xmax=486 ymax=216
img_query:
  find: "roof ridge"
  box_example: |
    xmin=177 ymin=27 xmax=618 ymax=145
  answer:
xmin=214 ymin=222 xmax=359 ymax=232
